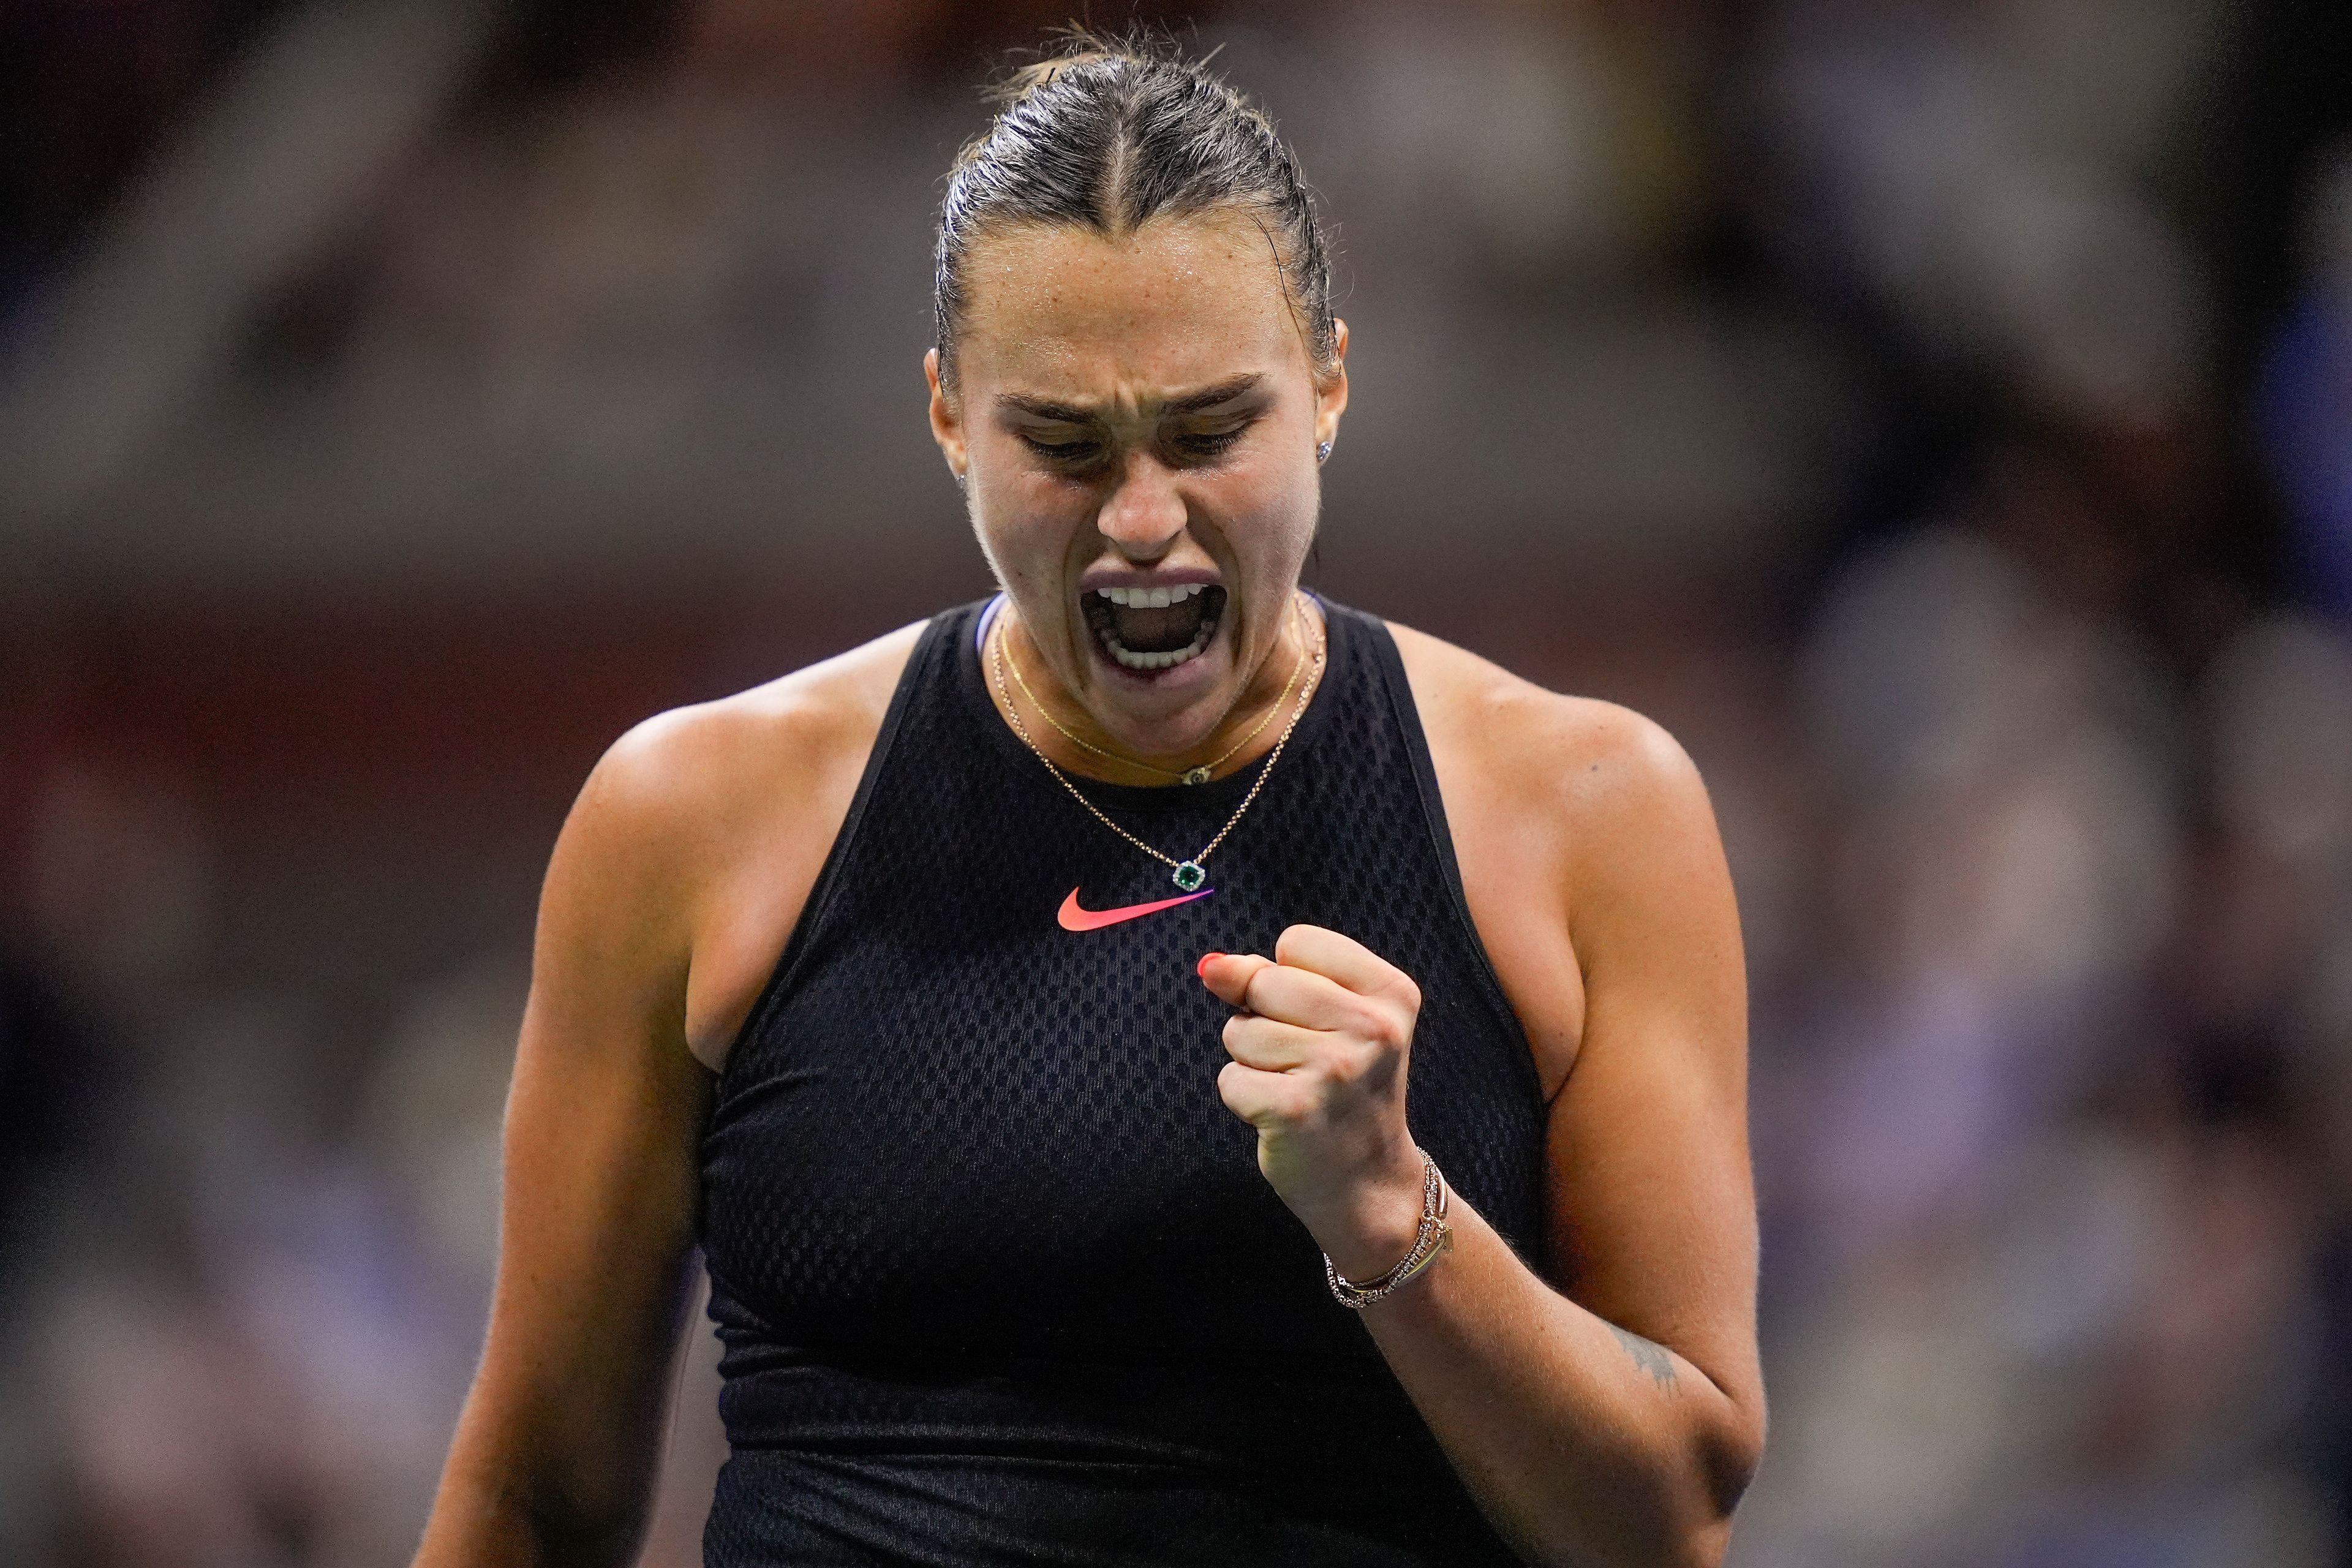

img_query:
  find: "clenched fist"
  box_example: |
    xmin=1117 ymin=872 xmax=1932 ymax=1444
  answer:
xmin=1197 ymin=924 xmax=1433 ymax=1282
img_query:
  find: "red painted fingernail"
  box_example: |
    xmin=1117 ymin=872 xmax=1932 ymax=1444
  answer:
xmin=1197 ymin=952 xmax=1224 ymax=979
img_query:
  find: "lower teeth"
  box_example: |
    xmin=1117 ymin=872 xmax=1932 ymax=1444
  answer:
xmin=1106 ymin=619 xmax=1215 ymax=671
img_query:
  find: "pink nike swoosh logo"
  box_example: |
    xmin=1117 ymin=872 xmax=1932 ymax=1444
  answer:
xmin=1057 ymin=886 xmax=1213 ymax=931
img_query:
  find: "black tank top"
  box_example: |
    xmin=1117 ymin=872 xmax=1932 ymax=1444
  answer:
xmin=698 ymin=596 xmax=1547 ymax=1566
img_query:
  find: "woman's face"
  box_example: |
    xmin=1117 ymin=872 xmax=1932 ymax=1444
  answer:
xmin=926 ymin=208 xmax=1348 ymax=757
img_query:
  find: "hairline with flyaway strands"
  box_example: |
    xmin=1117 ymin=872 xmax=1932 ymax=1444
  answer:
xmin=932 ymin=26 xmax=1341 ymax=394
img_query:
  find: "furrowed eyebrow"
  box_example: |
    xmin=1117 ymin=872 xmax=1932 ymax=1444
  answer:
xmin=994 ymin=374 xmax=1265 ymax=424
xmin=994 ymin=393 xmax=1093 ymax=423
xmin=1160 ymin=374 xmax=1265 ymax=417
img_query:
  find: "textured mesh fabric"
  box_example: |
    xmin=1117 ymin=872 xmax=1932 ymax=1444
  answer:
xmin=697 ymin=598 xmax=1547 ymax=1566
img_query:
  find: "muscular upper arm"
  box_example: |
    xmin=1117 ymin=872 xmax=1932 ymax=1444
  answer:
xmin=1544 ymin=704 xmax=1763 ymax=1487
xmin=417 ymin=713 xmax=722 ymax=1564
xmin=417 ymin=619 xmax=924 ymax=1564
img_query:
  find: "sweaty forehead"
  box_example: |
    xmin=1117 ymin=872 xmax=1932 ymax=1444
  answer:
xmin=956 ymin=210 xmax=1306 ymax=404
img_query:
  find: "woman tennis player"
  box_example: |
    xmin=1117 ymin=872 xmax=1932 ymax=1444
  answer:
xmin=415 ymin=37 xmax=1762 ymax=1568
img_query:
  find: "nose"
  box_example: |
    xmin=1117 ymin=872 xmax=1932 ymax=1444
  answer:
xmin=1095 ymin=452 xmax=1187 ymax=562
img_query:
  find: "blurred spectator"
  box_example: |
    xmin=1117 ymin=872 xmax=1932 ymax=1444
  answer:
xmin=2260 ymin=145 xmax=2352 ymax=620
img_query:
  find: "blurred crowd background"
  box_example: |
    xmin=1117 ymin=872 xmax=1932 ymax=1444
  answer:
xmin=4 ymin=1 xmax=2351 ymax=1564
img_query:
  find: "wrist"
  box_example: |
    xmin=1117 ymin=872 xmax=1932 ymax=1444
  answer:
xmin=1317 ymin=1147 xmax=1433 ymax=1283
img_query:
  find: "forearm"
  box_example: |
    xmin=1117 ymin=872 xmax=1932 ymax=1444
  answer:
xmin=414 ymin=1503 xmax=640 ymax=1568
xmin=412 ymin=1258 xmax=697 ymax=1568
xmin=1200 ymin=917 xmax=1760 ymax=1564
xmin=412 ymin=1393 xmax=659 ymax=1568
xmin=412 ymin=1491 xmax=628 ymax=1568
xmin=1341 ymin=1196 xmax=1760 ymax=1568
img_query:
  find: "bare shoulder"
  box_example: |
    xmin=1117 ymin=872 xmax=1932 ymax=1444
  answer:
xmin=1381 ymin=619 xmax=1708 ymax=828
xmin=541 ymin=618 xmax=930 ymax=1072
xmin=1379 ymin=618 xmax=1734 ymax=1098
xmin=590 ymin=617 xmax=929 ymax=848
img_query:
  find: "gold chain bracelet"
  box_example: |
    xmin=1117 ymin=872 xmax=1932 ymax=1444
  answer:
xmin=1324 ymin=1150 xmax=1453 ymax=1310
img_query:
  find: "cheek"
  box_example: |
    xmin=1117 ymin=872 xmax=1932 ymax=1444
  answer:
xmin=1210 ymin=458 xmax=1319 ymax=570
xmin=971 ymin=494 xmax=1102 ymax=612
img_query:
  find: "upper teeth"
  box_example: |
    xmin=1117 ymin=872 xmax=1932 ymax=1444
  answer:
xmin=1097 ymin=584 xmax=1208 ymax=608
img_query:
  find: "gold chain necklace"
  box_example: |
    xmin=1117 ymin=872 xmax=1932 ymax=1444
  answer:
xmin=990 ymin=592 xmax=1325 ymax=891
xmin=1001 ymin=601 xmax=1306 ymax=785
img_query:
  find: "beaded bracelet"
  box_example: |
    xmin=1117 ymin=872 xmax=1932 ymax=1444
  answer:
xmin=1324 ymin=1150 xmax=1453 ymax=1310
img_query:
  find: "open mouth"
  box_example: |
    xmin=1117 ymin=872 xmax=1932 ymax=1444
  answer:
xmin=1081 ymin=584 xmax=1227 ymax=673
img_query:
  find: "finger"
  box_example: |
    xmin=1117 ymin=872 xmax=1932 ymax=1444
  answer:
xmin=1196 ymin=950 xmax=1275 ymax=1009
xmin=1232 ymin=960 xmax=1389 ymax=1038
xmin=1221 ymin=1012 xmax=1325 ymax=1072
xmin=1216 ymin=1058 xmax=1313 ymax=1130
xmin=1272 ymin=924 xmax=1422 ymax=1012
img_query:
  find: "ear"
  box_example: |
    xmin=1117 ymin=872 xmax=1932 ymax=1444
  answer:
xmin=1314 ymin=318 xmax=1351 ymax=450
xmin=925 ymin=348 xmax=967 ymax=481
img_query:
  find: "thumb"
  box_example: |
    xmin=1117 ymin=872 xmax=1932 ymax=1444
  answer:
xmin=1196 ymin=950 xmax=1275 ymax=1009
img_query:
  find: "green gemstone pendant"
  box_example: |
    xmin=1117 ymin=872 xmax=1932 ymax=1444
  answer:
xmin=1172 ymin=861 xmax=1207 ymax=891
xmin=1182 ymin=765 xmax=1213 ymax=785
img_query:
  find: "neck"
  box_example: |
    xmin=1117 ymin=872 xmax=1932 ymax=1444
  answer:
xmin=989 ymin=590 xmax=1322 ymax=786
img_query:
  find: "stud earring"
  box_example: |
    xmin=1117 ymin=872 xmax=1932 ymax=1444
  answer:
xmin=954 ymin=469 xmax=967 ymax=487
xmin=1316 ymin=440 xmax=1333 ymax=464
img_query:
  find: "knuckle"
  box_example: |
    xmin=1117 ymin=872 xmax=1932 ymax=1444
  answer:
xmin=1227 ymin=1019 xmax=1280 ymax=1065
xmin=1274 ymin=923 xmax=1327 ymax=967
xmin=1239 ymin=964 xmax=1277 ymax=1015
xmin=1317 ymin=1025 xmax=1396 ymax=1093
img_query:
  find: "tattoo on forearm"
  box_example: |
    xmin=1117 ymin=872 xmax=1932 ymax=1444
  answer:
xmin=1610 ymin=1324 xmax=1679 ymax=1392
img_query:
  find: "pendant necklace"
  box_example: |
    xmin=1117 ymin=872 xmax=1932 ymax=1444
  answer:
xmin=990 ymin=592 xmax=1325 ymax=891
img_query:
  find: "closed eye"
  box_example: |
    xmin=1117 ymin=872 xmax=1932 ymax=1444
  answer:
xmin=1019 ymin=434 xmax=1104 ymax=464
xmin=1174 ymin=426 xmax=1248 ymax=461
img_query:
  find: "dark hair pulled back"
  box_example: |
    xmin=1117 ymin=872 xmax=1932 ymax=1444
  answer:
xmin=933 ymin=32 xmax=1338 ymax=390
